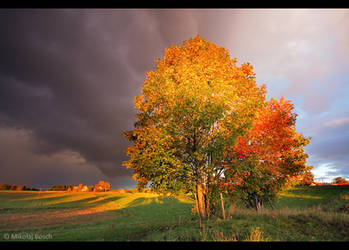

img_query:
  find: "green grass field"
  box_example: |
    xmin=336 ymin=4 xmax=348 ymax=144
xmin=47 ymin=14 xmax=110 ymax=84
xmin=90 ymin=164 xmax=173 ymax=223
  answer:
xmin=0 ymin=186 xmax=348 ymax=241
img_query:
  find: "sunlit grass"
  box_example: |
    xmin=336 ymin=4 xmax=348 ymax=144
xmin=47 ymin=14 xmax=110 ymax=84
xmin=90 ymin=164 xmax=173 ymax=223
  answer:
xmin=0 ymin=186 xmax=348 ymax=241
xmin=280 ymin=193 xmax=322 ymax=200
xmin=0 ymin=190 xmax=164 ymax=213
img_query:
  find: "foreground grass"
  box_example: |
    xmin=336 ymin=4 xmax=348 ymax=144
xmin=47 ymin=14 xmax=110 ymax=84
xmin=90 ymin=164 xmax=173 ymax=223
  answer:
xmin=0 ymin=186 xmax=348 ymax=241
xmin=0 ymin=191 xmax=194 ymax=241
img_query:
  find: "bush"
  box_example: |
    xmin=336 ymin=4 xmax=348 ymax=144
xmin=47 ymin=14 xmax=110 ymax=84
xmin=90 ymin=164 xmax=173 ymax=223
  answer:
xmin=334 ymin=177 xmax=348 ymax=184
xmin=48 ymin=185 xmax=67 ymax=191
xmin=0 ymin=183 xmax=10 ymax=190
xmin=94 ymin=181 xmax=111 ymax=192
xmin=16 ymin=185 xmax=26 ymax=191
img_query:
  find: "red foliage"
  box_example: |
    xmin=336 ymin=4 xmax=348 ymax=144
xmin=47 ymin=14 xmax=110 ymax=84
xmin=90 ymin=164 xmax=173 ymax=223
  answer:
xmin=222 ymin=96 xmax=310 ymax=192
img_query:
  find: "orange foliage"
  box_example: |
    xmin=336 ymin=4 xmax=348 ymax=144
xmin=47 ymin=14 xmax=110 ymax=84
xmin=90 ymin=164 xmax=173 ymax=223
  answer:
xmin=222 ymin=96 xmax=311 ymax=193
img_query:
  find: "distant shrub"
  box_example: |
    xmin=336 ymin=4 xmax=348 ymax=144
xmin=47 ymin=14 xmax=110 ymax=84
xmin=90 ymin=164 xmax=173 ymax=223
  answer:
xmin=0 ymin=183 xmax=10 ymax=190
xmin=48 ymin=185 xmax=67 ymax=191
xmin=81 ymin=185 xmax=89 ymax=192
xmin=0 ymin=183 xmax=39 ymax=191
xmin=334 ymin=177 xmax=348 ymax=184
xmin=16 ymin=185 xmax=26 ymax=191
xmin=94 ymin=181 xmax=111 ymax=192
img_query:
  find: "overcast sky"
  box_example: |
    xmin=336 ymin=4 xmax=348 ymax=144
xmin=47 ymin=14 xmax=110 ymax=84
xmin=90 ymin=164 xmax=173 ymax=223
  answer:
xmin=0 ymin=9 xmax=348 ymax=189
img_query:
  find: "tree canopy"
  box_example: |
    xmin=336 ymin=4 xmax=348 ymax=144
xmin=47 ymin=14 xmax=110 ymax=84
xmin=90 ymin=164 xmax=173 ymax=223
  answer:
xmin=123 ymin=35 xmax=311 ymax=218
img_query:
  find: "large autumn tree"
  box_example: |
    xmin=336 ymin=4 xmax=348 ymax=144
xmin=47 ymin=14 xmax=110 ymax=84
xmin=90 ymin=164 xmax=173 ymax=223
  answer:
xmin=123 ymin=35 xmax=311 ymax=219
xmin=123 ymin=35 xmax=265 ymax=219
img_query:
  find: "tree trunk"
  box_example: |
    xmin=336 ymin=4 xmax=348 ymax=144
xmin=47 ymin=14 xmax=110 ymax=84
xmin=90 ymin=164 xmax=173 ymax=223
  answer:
xmin=268 ymin=197 xmax=275 ymax=210
xmin=194 ymin=193 xmax=199 ymax=214
xmin=220 ymin=192 xmax=226 ymax=220
xmin=255 ymin=196 xmax=261 ymax=214
xmin=205 ymin=193 xmax=210 ymax=218
xmin=197 ymin=182 xmax=207 ymax=220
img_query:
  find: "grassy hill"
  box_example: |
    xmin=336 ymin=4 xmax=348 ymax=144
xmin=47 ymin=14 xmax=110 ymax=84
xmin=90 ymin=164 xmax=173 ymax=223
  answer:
xmin=0 ymin=185 xmax=348 ymax=241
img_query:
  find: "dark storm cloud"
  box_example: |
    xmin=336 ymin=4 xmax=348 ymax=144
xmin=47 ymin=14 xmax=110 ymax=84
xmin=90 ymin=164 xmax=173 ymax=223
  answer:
xmin=0 ymin=8 xmax=207 ymax=188
xmin=0 ymin=10 xmax=133 ymax=178
xmin=0 ymin=9 xmax=200 ymax=187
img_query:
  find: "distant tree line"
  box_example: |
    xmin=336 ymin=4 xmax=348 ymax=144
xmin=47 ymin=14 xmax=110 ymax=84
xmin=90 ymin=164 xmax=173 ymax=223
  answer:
xmin=0 ymin=183 xmax=39 ymax=191
xmin=48 ymin=181 xmax=111 ymax=192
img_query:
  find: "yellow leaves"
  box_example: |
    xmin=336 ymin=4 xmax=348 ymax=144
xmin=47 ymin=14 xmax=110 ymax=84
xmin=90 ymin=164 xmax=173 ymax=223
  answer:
xmin=134 ymin=95 xmax=144 ymax=110
xmin=145 ymin=70 xmax=154 ymax=79
xmin=132 ymin=172 xmax=139 ymax=181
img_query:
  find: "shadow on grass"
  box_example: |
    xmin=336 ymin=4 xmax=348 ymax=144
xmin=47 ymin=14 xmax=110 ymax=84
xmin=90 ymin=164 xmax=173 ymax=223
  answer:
xmin=0 ymin=192 xmax=195 ymax=240
xmin=0 ymin=192 xmax=127 ymax=214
